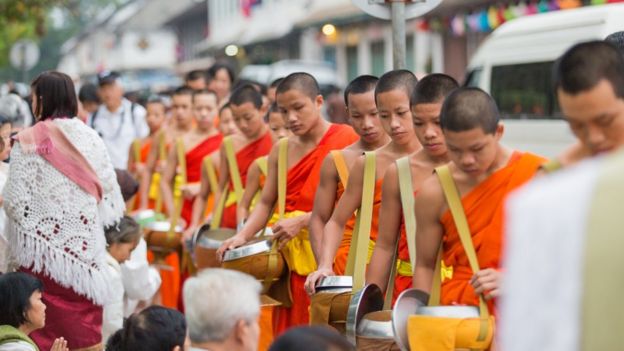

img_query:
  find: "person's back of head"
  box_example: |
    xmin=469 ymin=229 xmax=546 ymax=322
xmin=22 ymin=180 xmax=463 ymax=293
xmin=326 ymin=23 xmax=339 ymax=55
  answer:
xmin=106 ymin=305 xmax=186 ymax=351
xmin=78 ymin=83 xmax=100 ymax=105
xmin=183 ymin=269 xmax=261 ymax=351
xmin=269 ymin=326 xmax=354 ymax=351
xmin=605 ymin=31 xmax=624 ymax=57
xmin=411 ymin=73 xmax=459 ymax=106
xmin=554 ymin=40 xmax=624 ymax=98
xmin=30 ymin=71 xmax=78 ymax=121
xmin=374 ymin=69 xmax=418 ymax=104
xmin=440 ymin=87 xmax=499 ymax=134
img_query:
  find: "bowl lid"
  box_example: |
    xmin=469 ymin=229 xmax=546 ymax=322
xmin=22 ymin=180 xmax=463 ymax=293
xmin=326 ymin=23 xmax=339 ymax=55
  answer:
xmin=222 ymin=239 xmax=272 ymax=261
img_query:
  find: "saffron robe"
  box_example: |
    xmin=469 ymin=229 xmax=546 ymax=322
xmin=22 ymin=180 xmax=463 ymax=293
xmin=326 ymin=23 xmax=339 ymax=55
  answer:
xmin=439 ymin=152 xmax=545 ymax=314
xmin=274 ymin=124 xmax=359 ymax=334
xmin=221 ymin=131 xmax=273 ymax=229
xmin=332 ymin=176 xmax=357 ymax=275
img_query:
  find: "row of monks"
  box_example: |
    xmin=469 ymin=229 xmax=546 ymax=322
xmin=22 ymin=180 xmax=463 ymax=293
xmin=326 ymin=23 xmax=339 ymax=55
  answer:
xmin=126 ymin=40 xmax=621 ymax=351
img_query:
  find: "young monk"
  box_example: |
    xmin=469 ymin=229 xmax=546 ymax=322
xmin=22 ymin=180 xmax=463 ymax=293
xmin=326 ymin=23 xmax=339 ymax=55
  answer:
xmin=543 ymin=41 xmax=624 ymax=171
xmin=307 ymin=75 xmax=390 ymax=276
xmin=305 ymin=70 xmax=420 ymax=294
xmin=127 ymin=96 xmax=167 ymax=210
xmin=365 ymin=74 xmax=459 ymax=303
xmin=208 ymin=84 xmax=272 ymax=231
xmin=218 ymin=72 xmax=359 ymax=333
xmin=237 ymin=103 xmax=292 ymax=223
xmin=412 ymin=87 xmax=545 ymax=314
xmin=161 ymin=89 xmax=223 ymax=226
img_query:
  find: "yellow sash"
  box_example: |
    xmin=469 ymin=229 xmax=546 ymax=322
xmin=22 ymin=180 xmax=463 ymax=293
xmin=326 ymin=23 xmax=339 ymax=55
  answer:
xmin=331 ymin=150 xmax=349 ymax=188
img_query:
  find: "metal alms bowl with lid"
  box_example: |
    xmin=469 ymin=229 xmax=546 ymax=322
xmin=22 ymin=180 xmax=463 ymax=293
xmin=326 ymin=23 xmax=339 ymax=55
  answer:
xmin=192 ymin=224 xmax=236 ymax=270
xmin=221 ymin=238 xmax=285 ymax=293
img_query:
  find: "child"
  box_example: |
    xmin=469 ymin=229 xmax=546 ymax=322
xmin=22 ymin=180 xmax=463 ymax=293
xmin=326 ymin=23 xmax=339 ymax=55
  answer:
xmin=103 ymin=216 xmax=142 ymax=343
xmin=217 ymin=103 xmax=239 ymax=137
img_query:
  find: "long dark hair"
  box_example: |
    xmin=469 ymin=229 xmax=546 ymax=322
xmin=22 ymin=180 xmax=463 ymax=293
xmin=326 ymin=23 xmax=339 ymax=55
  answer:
xmin=30 ymin=71 xmax=78 ymax=121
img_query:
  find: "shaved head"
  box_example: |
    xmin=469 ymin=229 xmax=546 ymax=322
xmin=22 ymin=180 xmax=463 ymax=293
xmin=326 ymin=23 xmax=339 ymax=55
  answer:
xmin=411 ymin=73 xmax=459 ymax=106
xmin=230 ymin=84 xmax=263 ymax=109
xmin=276 ymin=72 xmax=320 ymax=101
xmin=374 ymin=69 xmax=418 ymax=103
xmin=440 ymin=87 xmax=500 ymax=134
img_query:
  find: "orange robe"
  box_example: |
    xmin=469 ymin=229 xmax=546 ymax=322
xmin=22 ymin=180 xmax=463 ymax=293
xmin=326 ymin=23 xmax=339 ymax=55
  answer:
xmin=439 ymin=152 xmax=544 ymax=313
xmin=274 ymin=124 xmax=359 ymax=334
xmin=181 ymin=134 xmax=223 ymax=225
xmin=332 ymin=180 xmax=357 ymax=275
xmin=221 ymin=131 xmax=273 ymax=229
xmin=392 ymin=218 xmax=412 ymax=305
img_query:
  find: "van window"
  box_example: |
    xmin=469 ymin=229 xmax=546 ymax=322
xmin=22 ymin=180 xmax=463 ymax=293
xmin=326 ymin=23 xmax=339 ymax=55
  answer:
xmin=491 ymin=62 xmax=562 ymax=120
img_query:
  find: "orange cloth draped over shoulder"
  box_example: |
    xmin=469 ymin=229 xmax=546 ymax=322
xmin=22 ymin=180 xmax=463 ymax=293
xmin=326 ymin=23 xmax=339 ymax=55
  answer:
xmin=274 ymin=124 xmax=359 ymax=334
xmin=392 ymin=218 xmax=411 ymax=305
xmin=332 ymin=178 xmax=357 ymax=275
xmin=181 ymin=134 xmax=223 ymax=225
xmin=439 ymin=152 xmax=544 ymax=314
xmin=221 ymin=131 xmax=273 ymax=229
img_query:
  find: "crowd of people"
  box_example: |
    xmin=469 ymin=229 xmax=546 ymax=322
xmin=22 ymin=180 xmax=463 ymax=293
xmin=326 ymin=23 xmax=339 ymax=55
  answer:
xmin=0 ymin=32 xmax=623 ymax=351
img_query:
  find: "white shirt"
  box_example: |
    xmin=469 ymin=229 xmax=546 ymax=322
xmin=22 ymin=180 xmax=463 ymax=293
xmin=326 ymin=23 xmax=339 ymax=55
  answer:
xmin=121 ymin=238 xmax=161 ymax=316
xmin=0 ymin=162 xmax=10 ymax=273
xmin=103 ymin=253 xmax=124 ymax=343
xmin=501 ymin=158 xmax=601 ymax=351
xmin=89 ymin=98 xmax=148 ymax=169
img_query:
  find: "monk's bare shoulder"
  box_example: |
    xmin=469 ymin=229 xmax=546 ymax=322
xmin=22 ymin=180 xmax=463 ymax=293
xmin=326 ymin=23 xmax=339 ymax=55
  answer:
xmin=417 ymin=172 xmax=445 ymax=214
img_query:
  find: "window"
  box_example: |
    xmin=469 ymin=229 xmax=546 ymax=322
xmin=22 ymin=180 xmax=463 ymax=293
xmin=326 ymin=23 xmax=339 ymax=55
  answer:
xmin=346 ymin=45 xmax=358 ymax=82
xmin=323 ymin=46 xmax=336 ymax=68
xmin=490 ymin=62 xmax=561 ymax=120
xmin=371 ymin=41 xmax=385 ymax=77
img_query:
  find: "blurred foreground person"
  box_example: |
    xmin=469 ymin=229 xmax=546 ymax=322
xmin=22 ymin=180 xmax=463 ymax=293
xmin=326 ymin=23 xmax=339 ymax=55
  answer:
xmin=106 ymin=306 xmax=187 ymax=351
xmin=184 ymin=269 xmax=261 ymax=351
xmin=502 ymin=148 xmax=624 ymax=351
xmin=268 ymin=326 xmax=354 ymax=351
xmin=4 ymin=71 xmax=125 ymax=350
xmin=0 ymin=113 xmax=12 ymax=273
xmin=0 ymin=272 xmax=68 ymax=351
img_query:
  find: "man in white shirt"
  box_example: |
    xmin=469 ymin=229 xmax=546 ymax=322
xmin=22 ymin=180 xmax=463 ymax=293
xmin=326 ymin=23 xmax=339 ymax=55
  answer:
xmin=89 ymin=71 xmax=148 ymax=169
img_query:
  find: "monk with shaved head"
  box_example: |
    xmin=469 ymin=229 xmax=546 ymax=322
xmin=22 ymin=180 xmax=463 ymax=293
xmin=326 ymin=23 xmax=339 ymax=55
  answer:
xmin=412 ymin=87 xmax=545 ymax=317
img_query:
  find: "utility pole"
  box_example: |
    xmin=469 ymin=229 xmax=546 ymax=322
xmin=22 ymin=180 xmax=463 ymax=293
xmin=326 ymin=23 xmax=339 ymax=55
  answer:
xmin=391 ymin=1 xmax=407 ymax=70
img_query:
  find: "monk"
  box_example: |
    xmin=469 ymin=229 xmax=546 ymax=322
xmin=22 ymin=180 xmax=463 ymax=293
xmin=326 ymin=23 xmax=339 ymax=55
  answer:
xmin=208 ymin=84 xmax=272 ymax=231
xmin=305 ymin=70 xmax=420 ymax=294
xmin=218 ymin=72 xmax=359 ymax=333
xmin=366 ymin=74 xmax=459 ymax=304
xmin=161 ymin=89 xmax=223 ymax=226
xmin=413 ymin=87 xmax=545 ymax=315
xmin=217 ymin=103 xmax=239 ymax=137
xmin=127 ymin=96 xmax=167 ymax=210
xmin=543 ymin=41 xmax=624 ymax=171
xmin=308 ymin=75 xmax=389 ymax=276
xmin=237 ymin=103 xmax=292 ymax=223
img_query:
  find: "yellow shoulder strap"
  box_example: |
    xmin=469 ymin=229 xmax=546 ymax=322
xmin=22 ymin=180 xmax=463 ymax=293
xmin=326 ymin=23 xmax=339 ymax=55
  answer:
xmin=331 ymin=150 xmax=349 ymax=188
xmin=203 ymin=156 xmax=219 ymax=198
xmin=210 ymin=187 xmax=229 ymax=229
xmin=224 ymin=136 xmax=244 ymax=205
xmin=132 ymin=139 xmax=142 ymax=165
xmin=277 ymin=138 xmax=288 ymax=220
xmin=540 ymin=159 xmax=563 ymax=174
xmin=176 ymin=138 xmax=187 ymax=183
xmin=435 ymin=165 xmax=490 ymax=341
xmin=397 ymin=156 xmax=417 ymax=268
xmin=348 ymin=152 xmax=376 ymax=292
xmin=256 ymin=156 xmax=269 ymax=177
xmin=157 ymin=131 xmax=167 ymax=161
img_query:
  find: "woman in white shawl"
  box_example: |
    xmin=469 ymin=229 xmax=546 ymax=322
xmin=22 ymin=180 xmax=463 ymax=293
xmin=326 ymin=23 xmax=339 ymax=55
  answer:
xmin=3 ymin=71 xmax=125 ymax=351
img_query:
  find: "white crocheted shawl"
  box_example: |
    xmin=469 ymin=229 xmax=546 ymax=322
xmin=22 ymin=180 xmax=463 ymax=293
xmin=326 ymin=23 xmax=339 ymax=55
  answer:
xmin=3 ymin=118 xmax=125 ymax=305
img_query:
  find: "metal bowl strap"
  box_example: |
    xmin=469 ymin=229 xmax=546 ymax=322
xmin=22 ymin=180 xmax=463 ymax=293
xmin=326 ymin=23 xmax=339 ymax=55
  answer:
xmin=262 ymin=239 xmax=281 ymax=292
xmin=167 ymin=138 xmax=187 ymax=241
xmin=397 ymin=156 xmax=416 ymax=268
xmin=348 ymin=152 xmax=376 ymax=291
xmin=224 ymin=136 xmax=244 ymax=205
xmin=203 ymin=155 xmax=220 ymax=202
xmin=277 ymin=137 xmax=288 ymax=220
xmin=331 ymin=150 xmax=350 ymax=188
xmin=435 ymin=165 xmax=490 ymax=342
xmin=127 ymin=139 xmax=142 ymax=212
xmin=154 ymin=131 xmax=167 ymax=213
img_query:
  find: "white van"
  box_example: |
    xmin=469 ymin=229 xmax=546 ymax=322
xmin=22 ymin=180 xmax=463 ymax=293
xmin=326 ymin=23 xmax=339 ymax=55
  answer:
xmin=466 ymin=4 xmax=624 ymax=157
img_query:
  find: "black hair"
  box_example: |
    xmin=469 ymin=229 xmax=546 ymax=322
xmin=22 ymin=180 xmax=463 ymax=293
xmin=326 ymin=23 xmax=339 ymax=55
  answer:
xmin=605 ymin=31 xmax=624 ymax=57
xmin=30 ymin=71 xmax=78 ymax=121
xmin=374 ymin=69 xmax=418 ymax=104
xmin=219 ymin=102 xmax=232 ymax=116
xmin=104 ymin=216 xmax=141 ymax=246
xmin=553 ymin=40 xmax=624 ymax=98
xmin=115 ymin=169 xmax=139 ymax=202
xmin=192 ymin=89 xmax=218 ymax=103
xmin=229 ymin=84 xmax=263 ymax=109
xmin=276 ymin=72 xmax=321 ymax=101
xmin=186 ymin=70 xmax=207 ymax=82
xmin=440 ymin=87 xmax=500 ymax=134
xmin=269 ymin=326 xmax=354 ymax=351
xmin=343 ymin=75 xmax=379 ymax=106
xmin=233 ymin=79 xmax=267 ymax=96
xmin=105 ymin=306 xmax=187 ymax=351
xmin=207 ymin=62 xmax=235 ymax=84
xmin=78 ymin=83 xmax=100 ymax=104
xmin=269 ymin=78 xmax=284 ymax=89
xmin=0 ymin=272 xmax=44 ymax=328
xmin=173 ymin=86 xmax=195 ymax=98
xmin=264 ymin=103 xmax=282 ymax=123
xmin=411 ymin=73 xmax=459 ymax=106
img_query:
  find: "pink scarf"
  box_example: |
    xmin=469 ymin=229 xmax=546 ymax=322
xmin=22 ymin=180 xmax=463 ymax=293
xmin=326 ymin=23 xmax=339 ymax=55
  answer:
xmin=16 ymin=120 xmax=103 ymax=202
